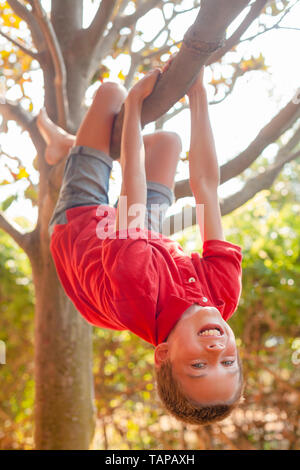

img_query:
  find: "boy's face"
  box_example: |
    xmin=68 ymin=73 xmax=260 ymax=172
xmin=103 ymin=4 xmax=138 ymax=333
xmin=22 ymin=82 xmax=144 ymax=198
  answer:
xmin=155 ymin=305 xmax=240 ymax=405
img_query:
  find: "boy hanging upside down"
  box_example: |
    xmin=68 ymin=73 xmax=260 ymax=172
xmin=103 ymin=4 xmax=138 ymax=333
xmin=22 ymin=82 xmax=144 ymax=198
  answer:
xmin=37 ymin=62 xmax=244 ymax=425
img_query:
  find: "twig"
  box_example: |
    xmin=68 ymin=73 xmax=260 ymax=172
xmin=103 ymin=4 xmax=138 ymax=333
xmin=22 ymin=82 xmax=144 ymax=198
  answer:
xmin=7 ymin=0 xmax=44 ymax=50
xmin=139 ymin=3 xmax=200 ymax=54
xmin=119 ymin=0 xmax=163 ymax=28
xmin=276 ymin=26 xmax=300 ymax=31
xmin=0 ymin=28 xmax=39 ymax=59
xmin=240 ymin=0 xmax=300 ymax=43
xmin=208 ymin=65 xmax=247 ymax=106
xmin=155 ymin=102 xmax=189 ymax=129
xmin=123 ymin=4 xmax=200 ymax=90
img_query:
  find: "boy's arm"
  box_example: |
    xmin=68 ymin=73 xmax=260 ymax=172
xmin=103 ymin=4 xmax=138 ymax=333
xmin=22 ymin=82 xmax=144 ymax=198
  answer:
xmin=116 ymin=99 xmax=147 ymax=231
xmin=187 ymin=69 xmax=225 ymax=243
xmin=115 ymin=69 xmax=161 ymax=232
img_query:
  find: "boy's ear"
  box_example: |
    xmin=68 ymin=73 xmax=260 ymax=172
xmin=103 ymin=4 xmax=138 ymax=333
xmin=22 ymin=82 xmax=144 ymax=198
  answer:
xmin=154 ymin=342 xmax=169 ymax=369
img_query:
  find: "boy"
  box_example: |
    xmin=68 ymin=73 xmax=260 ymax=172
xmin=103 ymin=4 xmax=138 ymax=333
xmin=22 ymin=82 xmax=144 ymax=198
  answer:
xmin=38 ymin=64 xmax=243 ymax=425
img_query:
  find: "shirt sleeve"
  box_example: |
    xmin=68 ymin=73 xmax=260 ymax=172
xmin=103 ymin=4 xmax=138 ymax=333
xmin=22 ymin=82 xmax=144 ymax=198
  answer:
xmin=100 ymin=228 xmax=159 ymax=302
xmin=200 ymin=239 xmax=243 ymax=321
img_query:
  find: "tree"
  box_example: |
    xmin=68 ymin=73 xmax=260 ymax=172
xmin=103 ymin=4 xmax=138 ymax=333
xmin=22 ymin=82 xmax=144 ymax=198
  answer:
xmin=0 ymin=0 xmax=299 ymax=449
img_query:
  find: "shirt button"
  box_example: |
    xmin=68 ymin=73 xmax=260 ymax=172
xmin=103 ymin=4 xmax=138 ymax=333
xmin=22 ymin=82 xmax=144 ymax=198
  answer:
xmin=202 ymin=297 xmax=208 ymax=302
xmin=188 ymin=277 xmax=196 ymax=283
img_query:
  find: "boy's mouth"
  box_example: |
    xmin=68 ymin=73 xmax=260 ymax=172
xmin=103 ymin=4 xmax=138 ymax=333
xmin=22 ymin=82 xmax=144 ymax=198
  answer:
xmin=198 ymin=324 xmax=224 ymax=337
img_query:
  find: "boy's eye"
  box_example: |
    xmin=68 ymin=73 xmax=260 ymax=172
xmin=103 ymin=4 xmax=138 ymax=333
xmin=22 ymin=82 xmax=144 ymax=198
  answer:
xmin=192 ymin=363 xmax=206 ymax=369
xmin=222 ymin=360 xmax=235 ymax=367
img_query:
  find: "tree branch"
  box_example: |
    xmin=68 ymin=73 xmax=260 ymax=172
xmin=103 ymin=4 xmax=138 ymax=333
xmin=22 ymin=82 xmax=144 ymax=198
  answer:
xmin=174 ymin=96 xmax=300 ymax=201
xmin=277 ymin=26 xmax=300 ymax=32
xmin=164 ymin=149 xmax=300 ymax=235
xmin=220 ymin=95 xmax=300 ymax=184
xmin=0 ymin=100 xmax=44 ymax=153
xmin=0 ymin=213 xmax=32 ymax=254
xmin=119 ymin=0 xmax=163 ymax=28
xmin=238 ymin=0 xmax=300 ymax=44
xmin=110 ymin=0 xmax=252 ymax=157
xmin=155 ymin=102 xmax=189 ymax=130
xmin=84 ymin=0 xmax=118 ymax=52
xmin=0 ymin=28 xmax=39 ymax=59
xmin=138 ymin=3 xmax=200 ymax=55
xmin=123 ymin=4 xmax=199 ymax=90
xmin=7 ymin=0 xmax=45 ymax=50
xmin=209 ymin=67 xmax=245 ymax=106
xmin=274 ymin=124 xmax=300 ymax=165
xmin=32 ymin=0 xmax=69 ymax=129
xmin=91 ymin=0 xmax=163 ymax=64
xmin=220 ymin=149 xmax=300 ymax=215
xmin=123 ymin=26 xmax=138 ymax=89
xmin=207 ymin=0 xmax=268 ymax=65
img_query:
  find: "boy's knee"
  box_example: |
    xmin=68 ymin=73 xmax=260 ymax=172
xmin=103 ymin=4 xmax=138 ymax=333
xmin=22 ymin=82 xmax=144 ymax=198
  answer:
xmin=94 ymin=81 xmax=127 ymax=102
xmin=147 ymin=131 xmax=182 ymax=160
xmin=158 ymin=131 xmax=182 ymax=155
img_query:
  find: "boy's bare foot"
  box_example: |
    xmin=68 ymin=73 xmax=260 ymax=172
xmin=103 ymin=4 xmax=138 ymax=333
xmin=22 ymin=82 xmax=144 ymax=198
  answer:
xmin=37 ymin=108 xmax=75 ymax=165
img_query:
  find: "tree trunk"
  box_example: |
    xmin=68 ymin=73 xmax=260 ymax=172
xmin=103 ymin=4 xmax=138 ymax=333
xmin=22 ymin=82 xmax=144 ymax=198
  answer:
xmin=31 ymin=152 xmax=96 ymax=449
xmin=32 ymin=252 xmax=95 ymax=449
xmin=31 ymin=1 xmax=96 ymax=449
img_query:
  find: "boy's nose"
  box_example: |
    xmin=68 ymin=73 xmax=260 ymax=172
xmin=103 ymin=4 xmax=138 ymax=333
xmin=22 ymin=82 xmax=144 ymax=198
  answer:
xmin=206 ymin=343 xmax=225 ymax=352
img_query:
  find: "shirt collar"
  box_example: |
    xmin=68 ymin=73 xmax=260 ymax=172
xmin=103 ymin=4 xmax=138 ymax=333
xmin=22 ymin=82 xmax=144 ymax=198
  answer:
xmin=155 ymin=295 xmax=196 ymax=345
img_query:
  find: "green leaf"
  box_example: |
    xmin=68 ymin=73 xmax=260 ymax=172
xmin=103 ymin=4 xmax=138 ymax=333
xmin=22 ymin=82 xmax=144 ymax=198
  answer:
xmin=1 ymin=194 xmax=17 ymax=211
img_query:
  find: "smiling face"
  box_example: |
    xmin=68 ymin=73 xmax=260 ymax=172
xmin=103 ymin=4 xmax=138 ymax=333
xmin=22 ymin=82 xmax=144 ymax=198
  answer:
xmin=154 ymin=304 xmax=240 ymax=405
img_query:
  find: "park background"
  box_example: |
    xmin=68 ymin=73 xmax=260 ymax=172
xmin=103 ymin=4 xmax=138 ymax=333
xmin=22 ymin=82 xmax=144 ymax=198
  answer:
xmin=0 ymin=0 xmax=299 ymax=450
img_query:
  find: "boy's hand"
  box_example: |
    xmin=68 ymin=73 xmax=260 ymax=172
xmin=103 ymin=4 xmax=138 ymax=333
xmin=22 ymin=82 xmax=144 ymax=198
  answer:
xmin=162 ymin=52 xmax=178 ymax=73
xmin=187 ymin=67 xmax=205 ymax=97
xmin=127 ymin=69 xmax=161 ymax=104
xmin=161 ymin=53 xmax=205 ymax=97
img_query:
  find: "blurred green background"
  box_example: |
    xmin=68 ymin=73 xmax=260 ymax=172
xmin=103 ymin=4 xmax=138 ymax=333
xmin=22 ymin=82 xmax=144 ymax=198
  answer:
xmin=1 ymin=166 xmax=299 ymax=450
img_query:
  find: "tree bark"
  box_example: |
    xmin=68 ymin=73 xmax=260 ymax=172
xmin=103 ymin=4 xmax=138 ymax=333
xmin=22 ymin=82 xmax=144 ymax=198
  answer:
xmin=32 ymin=252 xmax=95 ymax=450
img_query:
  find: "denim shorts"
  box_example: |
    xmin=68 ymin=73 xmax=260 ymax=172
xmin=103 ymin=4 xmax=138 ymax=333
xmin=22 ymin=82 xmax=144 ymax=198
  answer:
xmin=48 ymin=145 xmax=175 ymax=236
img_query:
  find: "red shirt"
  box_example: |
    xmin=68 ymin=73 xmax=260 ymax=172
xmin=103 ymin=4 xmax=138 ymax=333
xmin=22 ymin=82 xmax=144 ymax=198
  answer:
xmin=50 ymin=205 xmax=243 ymax=346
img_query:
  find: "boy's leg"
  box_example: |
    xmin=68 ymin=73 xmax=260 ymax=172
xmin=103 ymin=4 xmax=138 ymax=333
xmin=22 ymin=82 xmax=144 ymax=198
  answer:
xmin=143 ymin=131 xmax=181 ymax=191
xmin=113 ymin=130 xmax=181 ymax=233
xmin=144 ymin=131 xmax=181 ymax=234
xmin=75 ymin=82 xmax=127 ymax=154
xmin=48 ymin=82 xmax=128 ymax=235
xmin=37 ymin=80 xmax=127 ymax=166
